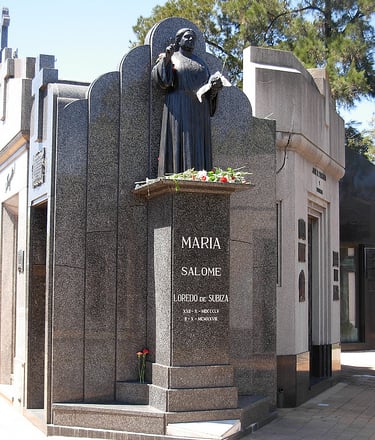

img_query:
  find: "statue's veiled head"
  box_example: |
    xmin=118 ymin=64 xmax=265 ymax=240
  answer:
xmin=175 ymin=28 xmax=196 ymax=52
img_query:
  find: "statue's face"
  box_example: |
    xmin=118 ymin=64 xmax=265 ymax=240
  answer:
xmin=180 ymin=31 xmax=195 ymax=51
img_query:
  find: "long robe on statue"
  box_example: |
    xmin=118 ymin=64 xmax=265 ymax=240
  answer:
xmin=152 ymin=51 xmax=218 ymax=176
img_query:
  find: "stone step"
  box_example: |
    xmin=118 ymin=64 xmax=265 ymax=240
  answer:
xmin=52 ymin=403 xmax=165 ymax=435
xmin=166 ymin=419 xmax=241 ymax=439
xmin=51 ymin=395 xmax=276 ymax=438
xmin=149 ymin=384 xmax=238 ymax=412
xmin=48 ymin=423 xmax=243 ymax=440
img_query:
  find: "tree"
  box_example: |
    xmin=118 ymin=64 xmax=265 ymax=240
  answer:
xmin=277 ymin=0 xmax=375 ymax=108
xmin=347 ymin=113 xmax=375 ymax=163
xmin=365 ymin=114 xmax=375 ymax=162
xmin=345 ymin=120 xmax=375 ymax=163
xmin=132 ymin=0 xmax=375 ymax=108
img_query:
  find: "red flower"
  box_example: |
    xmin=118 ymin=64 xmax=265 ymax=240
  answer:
xmin=220 ymin=176 xmax=228 ymax=183
xmin=142 ymin=348 xmax=149 ymax=355
xmin=201 ymin=175 xmax=207 ymax=181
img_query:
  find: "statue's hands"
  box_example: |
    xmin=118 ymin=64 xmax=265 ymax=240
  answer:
xmin=165 ymin=44 xmax=176 ymax=64
xmin=210 ymin=75 xmax=223 ymax=94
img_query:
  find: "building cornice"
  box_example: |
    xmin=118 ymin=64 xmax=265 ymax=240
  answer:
xmin=0 ymin=130 xmax=29 ymax=167
xmin=276 ymin=131 xmax=345 ymax=181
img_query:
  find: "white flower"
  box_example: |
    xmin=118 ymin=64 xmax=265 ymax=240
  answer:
xmin=197 ymin=170 xmax=207 ymax=180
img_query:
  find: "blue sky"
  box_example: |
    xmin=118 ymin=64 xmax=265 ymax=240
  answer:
xmin=4 ymin=0 xmax=160 ymax=81
xmin=3 ymin=0 xmax=374 ymax=130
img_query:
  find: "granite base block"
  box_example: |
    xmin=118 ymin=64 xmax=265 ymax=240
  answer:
xmin=52 ymin=403 xmax=165 ymax=435
xmin=50 ymin=393 xmax=276 ymax=438
xmin=149 ymin=384 xmax=238 ymax=412
xmin=238 ymin=395 xmax=277 ymax=432
xmin=116 ymin=382 xmax=149 ymax=404
xmin=152 ymin=363 xmax=234 ymax=389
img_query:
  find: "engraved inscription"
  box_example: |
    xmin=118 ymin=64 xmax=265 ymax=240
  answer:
xmin=177 ymin=235 xmax=228 ymax=324
xmin=32 ymin=148 xmax=46 ymax=188
xmin=181 ymin=266 xmax=222 ymax=276
xmin=181 ymin=236 xmax=221 ymax=249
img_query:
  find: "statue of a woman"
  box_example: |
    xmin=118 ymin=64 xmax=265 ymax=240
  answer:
xmin=152 ymin=28 xmax=222 ymax=176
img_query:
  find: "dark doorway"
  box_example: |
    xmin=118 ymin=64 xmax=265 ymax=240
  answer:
xmin=364 ymin=247 xmax=375 ymax=346
xmin=27 ymin=202 xmax=47 ymax=409
xmin=308 ymin=217 xmax=316 ymax=382
xmin=308 ymin=216 xmax=331 ymax=382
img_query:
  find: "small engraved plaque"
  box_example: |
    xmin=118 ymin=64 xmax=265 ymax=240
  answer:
xmin=32 ymin=148 xmax=46 ymax=188
xmin=333 ymin=251 xmax=339 ymax=267
xmin=298 ymin=219 xmax=306 ymax=240
xmin=334 ymin=269 xmax=339 ymax=282
xmin=298 ymin=243 xmax=306 ymax=262
xmin=17 ymin=250 xmax=24 ymax=273
xmin=299 ymin=270 xmax=305 ymax=302
xmin=365 ymin=248 xmax=375 ymax=280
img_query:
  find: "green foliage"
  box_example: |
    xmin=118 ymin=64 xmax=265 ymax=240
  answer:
xmin=132 ymin=0 xmax=218 ymax=48
xmin=345 ymin=121 xmax=375 ymax=163
xmin=132 ymin=0 xmax=375 ymax=108
xmin=280 ymin=0 xmax=375 ymax=107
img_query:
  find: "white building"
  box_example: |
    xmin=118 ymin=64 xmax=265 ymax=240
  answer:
xmin=244 ymin=46 xmax=345 ymax=406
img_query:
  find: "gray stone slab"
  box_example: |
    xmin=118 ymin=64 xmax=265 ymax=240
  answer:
xmin=51 ymin=265 xmax=85 ymax=402
xmin=251 ymin=265 xmax=277 ymax=353
xmin=149 ymin=385 xmax=238 ymax=412
xmin=148 ymin=190 xmax=231 ymax=367
xmin=87 ymin=71 xmax=119 ymax=233
xmin=83 ymin=70 xmax=120 ymax=402
xmin=152 ymin=364 xmax=234 ymax=389
xmin=119 ymin=45 xmax=151 ymax=183
xmin=116 ymin=44 xmax=151 ymax=382
xmin=84 ymin=231 xmax=117 ymax=402
xmin=116 ymin=382 xmax=149 ymax=404
xmin=232 ymin=353 xmax=277 ymax=400
xmin=52 ymin=403 xmax=165 ymax=434
xmin=54 ymin=98 xmax=87 ymax=269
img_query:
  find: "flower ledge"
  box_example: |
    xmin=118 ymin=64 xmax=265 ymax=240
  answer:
xmin=134 ymin=167 xmax=254 ymax=199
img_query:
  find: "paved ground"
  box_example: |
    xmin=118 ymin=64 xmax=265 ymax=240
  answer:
xmin=0 ymin=351 xmax=374 ymax=439
xmin=244 ymin=350 xmax=375 ymax=440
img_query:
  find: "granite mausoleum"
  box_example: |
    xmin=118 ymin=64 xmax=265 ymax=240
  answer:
xmin=340 ymin=148 xmax=375 ymax=351
xmin=0 ymin=11 xmax=345 ymax=440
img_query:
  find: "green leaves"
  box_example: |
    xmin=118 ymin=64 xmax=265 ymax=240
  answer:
xmin=345 ymin=121 xmax=375 ymax=163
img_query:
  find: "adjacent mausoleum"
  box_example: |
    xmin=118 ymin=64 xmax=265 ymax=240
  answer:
xmin=340 ymin=148 xmax=375 ymax=350
xmin=243 ymin=47 xmax=345 ymax=406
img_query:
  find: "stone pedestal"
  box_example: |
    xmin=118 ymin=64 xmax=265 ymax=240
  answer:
xmin=135 ymin=179 xmax=248 ymax=413
xmin=116 ymin=382 xmax=149 ymax=404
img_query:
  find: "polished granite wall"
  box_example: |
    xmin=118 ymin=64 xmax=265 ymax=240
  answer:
xmin=277 ymin=343 xmax=341 ymax=407
xmin=227 ymin=120 xmax=277 ymax=401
